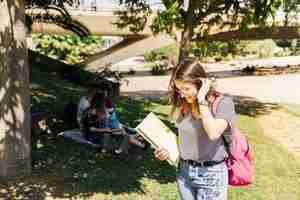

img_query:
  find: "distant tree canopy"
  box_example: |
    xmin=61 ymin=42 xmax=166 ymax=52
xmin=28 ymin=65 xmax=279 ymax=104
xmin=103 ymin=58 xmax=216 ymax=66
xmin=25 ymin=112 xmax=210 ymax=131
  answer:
xmin=116 ymin=0 xmax=300 ymax=61
xmin=25 ymin=0 xmax=300 ymax=62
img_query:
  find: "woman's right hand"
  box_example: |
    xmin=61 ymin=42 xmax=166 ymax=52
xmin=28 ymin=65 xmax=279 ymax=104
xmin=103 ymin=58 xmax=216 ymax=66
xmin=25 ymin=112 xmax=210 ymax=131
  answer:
xmin=197 ymin=78 xmax=211 ymax=105
xmin=154 ymin=147 xmax=170 ymax=161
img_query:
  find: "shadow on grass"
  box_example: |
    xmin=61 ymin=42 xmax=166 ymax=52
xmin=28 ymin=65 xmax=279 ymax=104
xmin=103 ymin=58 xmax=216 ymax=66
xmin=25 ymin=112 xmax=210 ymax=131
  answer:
xmin=122 ymin=91 xmax=282 ymax=117
xmin=0 ymin=65 xmax=283 ymax=199
xmin=0 ymin=135 xmax=177 ymax=199
xmin=230 ymin=94 xmax=281 ymax=117
xmin=1 ymin=75 xmax=177 ymax=199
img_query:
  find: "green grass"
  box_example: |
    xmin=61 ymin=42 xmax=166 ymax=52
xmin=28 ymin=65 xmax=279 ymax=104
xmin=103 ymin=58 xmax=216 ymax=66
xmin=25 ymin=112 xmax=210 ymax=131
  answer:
xmin=229 ymin=115 xmax=300 ymax=200
xmin=281 ymin=103 xmax=300 ymax=118
xmin=1 ymin=66 xmax=300 ymax=200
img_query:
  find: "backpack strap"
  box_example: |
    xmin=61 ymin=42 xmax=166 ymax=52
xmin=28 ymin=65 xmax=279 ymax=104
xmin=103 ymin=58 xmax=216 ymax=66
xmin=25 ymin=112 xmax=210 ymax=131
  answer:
xmin=211 ymin=93 xmax=223 ymax=115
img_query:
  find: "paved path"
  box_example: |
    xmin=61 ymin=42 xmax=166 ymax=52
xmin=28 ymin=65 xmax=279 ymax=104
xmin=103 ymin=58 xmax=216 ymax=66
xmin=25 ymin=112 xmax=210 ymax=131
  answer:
xmin=114 ymin=55 xmax=300 ymax=73
xmin=216 ymin=74 xmax=300 ymax=104
xmin=118 ymin=56 xmax=300 ymax=161
xmin=118 ymin=56 xmax=300 ymax=104
xmin=118 ymin=57 xmax=300 ymax=160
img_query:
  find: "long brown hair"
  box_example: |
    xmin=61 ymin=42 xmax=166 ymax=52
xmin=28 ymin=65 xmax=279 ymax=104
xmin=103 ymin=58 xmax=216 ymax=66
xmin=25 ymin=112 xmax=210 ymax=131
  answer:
xmin=169 ymin=58 xmax=217 ymax=119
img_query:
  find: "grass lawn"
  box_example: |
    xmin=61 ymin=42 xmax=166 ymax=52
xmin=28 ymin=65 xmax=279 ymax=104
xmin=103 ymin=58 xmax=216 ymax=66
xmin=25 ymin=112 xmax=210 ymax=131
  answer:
xmin=0 ymin=67 xmax=300 ymax=200
xmin=281 ymin=103 xmax=300 ymax=118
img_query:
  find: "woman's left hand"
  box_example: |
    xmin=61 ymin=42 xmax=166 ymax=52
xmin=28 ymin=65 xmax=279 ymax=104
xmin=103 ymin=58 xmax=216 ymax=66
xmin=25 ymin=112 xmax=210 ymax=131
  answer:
xmin=154 ymin=147 xmax=170 ymax=161
xmin=197 ymin=78 xmax=212 ymax=105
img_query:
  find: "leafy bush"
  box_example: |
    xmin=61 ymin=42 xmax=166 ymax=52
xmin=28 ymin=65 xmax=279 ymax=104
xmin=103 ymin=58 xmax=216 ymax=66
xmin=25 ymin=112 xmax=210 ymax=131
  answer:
xmin=32 ymin=33 xmax=105 ymax=64
xmin=275 ymin=39 xmax=300 ymax=56
xmin=145 ymin=39 xmax=290 ymax=63
xmin=241 ymin=39 xmax=283 ymax=58
xmin=146 ymin=62 xmax=169 ymax=75
xmin=144 ymin=50 xmax=167 ymax=62
xmin=193 ymin=40 xmax=244 ymax=61
xmin=144 ymin=44 xmax=179 ymax=62
xmin=192 ymin=39 xmax=291 ymax=61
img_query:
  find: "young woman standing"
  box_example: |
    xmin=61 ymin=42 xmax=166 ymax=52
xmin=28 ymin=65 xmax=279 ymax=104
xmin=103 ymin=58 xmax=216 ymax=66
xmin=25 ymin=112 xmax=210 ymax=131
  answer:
xmin=155 ymin=59 xmax=237 ymax=200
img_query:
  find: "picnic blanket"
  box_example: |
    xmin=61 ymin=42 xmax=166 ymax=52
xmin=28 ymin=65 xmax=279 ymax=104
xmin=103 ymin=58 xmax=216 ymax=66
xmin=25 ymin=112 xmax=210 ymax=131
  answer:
xmin=59 ymin=129 xmax=100 ymax=148
xmin=60 ymin=126 xmax=138 ymax=148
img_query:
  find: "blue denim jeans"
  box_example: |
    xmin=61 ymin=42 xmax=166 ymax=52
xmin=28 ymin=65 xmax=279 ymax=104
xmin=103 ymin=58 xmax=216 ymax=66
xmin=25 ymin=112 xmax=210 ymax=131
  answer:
xmin=177 ymin=160 xmax=228 ymax=200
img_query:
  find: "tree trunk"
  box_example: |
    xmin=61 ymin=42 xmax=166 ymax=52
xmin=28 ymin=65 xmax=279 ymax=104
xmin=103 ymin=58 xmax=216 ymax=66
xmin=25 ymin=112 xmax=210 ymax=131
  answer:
xmin=0 ymin=0 xmax=31 ymax=179
xmin=178 ymin=0 xmax=196 ymax=62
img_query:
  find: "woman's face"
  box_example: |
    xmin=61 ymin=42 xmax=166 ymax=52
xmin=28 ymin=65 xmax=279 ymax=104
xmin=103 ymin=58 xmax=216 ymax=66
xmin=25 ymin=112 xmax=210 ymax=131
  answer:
xmin=174 ymin=80 xmax=198 ymax=103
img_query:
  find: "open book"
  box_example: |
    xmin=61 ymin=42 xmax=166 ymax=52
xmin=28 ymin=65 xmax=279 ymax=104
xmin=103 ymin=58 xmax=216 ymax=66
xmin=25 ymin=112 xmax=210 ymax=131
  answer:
xmin=135 ymin=112 xmax=179 ymax=166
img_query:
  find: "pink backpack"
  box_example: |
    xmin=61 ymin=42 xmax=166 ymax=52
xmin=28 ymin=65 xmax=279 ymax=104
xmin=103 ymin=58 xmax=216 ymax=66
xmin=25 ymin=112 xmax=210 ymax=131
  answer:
xmin=212 ymin=95 xmax=254 ymax=186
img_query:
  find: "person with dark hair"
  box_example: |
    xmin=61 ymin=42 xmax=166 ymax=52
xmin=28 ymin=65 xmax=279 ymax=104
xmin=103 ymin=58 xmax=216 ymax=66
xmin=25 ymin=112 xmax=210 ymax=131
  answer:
xmin=154 ymin=59 xmax=237 ymax=200
xmin=81 ymin=99 xmax=111 ymax=152
xmin=82 ymin=89 xmax=142 ymax=154
xmin=105 ymin=101 xmax=146 ymax=154
xmin=90 ymin=92 xmax=106 ymax=110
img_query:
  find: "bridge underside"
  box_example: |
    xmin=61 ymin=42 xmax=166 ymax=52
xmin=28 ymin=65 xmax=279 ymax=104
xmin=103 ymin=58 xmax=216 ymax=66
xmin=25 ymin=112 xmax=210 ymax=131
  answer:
xmin=30 ymin=11 xmax=175 ymax=71
xmin=30 ymin=10 xmax=300 ymax=71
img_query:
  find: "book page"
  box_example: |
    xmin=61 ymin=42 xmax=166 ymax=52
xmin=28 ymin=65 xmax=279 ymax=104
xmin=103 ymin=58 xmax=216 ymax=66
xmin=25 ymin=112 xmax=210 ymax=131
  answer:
xmin=135 ymin=112 xmax=179 ymax=166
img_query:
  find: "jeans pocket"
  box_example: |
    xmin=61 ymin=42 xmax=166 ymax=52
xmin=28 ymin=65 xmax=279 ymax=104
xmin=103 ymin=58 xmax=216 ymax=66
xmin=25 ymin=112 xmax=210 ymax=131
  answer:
xmin=195 ymin=165 xmax=226 ymax=188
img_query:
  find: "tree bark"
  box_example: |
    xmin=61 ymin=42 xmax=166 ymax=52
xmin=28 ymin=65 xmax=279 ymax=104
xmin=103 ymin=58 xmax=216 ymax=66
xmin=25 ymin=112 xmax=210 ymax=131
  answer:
xmin=0 ymin=0 xmax=31 ymax=179
xmin=178 ymin=0 xmax=196 ymax=62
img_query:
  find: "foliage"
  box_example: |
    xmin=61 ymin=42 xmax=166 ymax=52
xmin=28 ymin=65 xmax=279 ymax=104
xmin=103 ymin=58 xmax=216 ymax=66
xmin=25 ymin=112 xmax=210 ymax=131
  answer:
xmin=113 ymin=1 xmax=152 ymax=33
xmin=193 ymin=40 xmax=243 ymax=59
xmin=116 ymin=0 xmax=299 ymax=62
xmin=93 ymin=67 xmax=124 ymax=83
xmin=25 ymin=0 xmax=75 ymax=7
xmin=145 ymin=62 xmax=169 ymax=75
xmin=32 ymin=33 xmax=104 ymax=64
xmin=144 ymin=43 xmax=179 ymax=62
xmin=276 ymin=39 xmax=300 ymax=56
xmin=240 ymin=39 xmax=283 ymax=58
xmin=150 ymin=1 xmax=183 ymax=37
xmin=241 ymin=39 xmax=300 ymax=58
xmin=117 ymin=0 xmax=284 ymax=34
xmin=193 ymin=39 xmax=300 ymax=60
xmin=25 ymin=0 xmax=90 ymax=37
xmin=144 ymin=49 xmax=168 ymax=62
xmin=145 ymin=39 xmax=300 ymax=62
xmin=282 ymin=0 xmax=300 ymax=25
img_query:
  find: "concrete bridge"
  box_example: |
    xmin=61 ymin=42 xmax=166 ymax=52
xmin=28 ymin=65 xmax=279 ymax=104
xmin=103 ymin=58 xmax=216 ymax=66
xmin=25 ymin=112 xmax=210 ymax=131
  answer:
xmin=30 ymin=1 xmax=300 ymax=71
xmin=30 ymin=0 xmax=174 ymax=71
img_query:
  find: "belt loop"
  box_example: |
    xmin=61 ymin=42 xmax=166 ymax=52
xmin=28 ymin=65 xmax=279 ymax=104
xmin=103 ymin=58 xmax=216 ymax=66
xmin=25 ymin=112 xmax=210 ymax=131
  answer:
xmin=198 ymin=161 xmax=204 ymax=167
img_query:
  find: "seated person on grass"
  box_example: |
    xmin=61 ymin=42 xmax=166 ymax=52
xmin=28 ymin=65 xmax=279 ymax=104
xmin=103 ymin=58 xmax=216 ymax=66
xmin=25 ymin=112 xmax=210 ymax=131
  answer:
xmin=82 ymin=95 xmax=130 ymax=154
xmin=105 ymin=100 xmax=146 ymax=154
xmin=82 ymin=101 xmax=111 ymax=153
xmin=80 ymin=85 xmax=146 ymax=154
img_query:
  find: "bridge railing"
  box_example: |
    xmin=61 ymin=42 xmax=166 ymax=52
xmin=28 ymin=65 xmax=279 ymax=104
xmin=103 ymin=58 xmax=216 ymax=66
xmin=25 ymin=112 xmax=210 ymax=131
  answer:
xmin=64 ymin=0 xmax=165 ymax=11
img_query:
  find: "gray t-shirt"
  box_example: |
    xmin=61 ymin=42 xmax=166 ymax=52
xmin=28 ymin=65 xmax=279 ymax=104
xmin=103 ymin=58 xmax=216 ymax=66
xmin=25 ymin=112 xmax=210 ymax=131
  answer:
xmin=177 ymin=96 xmax=236 ymax=162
